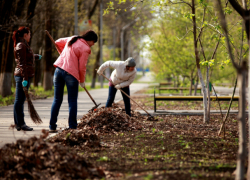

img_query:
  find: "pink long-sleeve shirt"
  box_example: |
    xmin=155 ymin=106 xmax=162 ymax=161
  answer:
xmin=54 ymin=36 xmax=91 ymax=83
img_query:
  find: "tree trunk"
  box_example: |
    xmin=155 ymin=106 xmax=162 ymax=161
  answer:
xmin=207 ymin=66 xmax=211 ymax=121
xmin=194 ymin=75 xmax=198 ymax=95
xmin=91 ymin=6 xmax=101 ymax=88
xmin=0 ymin=29 xmax=14 ymax=97
xmin=189 ymin=71 xmax=194 ymax=95
xmin=192 ymin=0 xmax=208 ymax=123
xmin=235 ymin=62 xmax=247 ymax=180
xmin=173 ymin=75 xmax=176 ymax=87
xmin=43 ymin=0 xmax=53 ymax=90
xmin=26 ymin=0 xmax=37 ymax=22
xmin=0 ymin=0 xmax=26 ymax=97
xmin=91 ymin=50 xmax=100 ymax=88
xmin=32 ymin=11 xmax=43 ymax=87
xmin=215 ymin=1 xmax=248 ymax=178
xmin=26 ymin=0 xmax=39 ymax=86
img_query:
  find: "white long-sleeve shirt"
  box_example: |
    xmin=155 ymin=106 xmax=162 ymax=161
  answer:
xmin=98 ymin=60 xmax=137 ymax=88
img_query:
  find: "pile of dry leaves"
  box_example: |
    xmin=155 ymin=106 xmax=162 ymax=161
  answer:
xmin=0 ymin=131 xmax=105 ymax=179
xmin=78 ymin=105 xmax=150 ymax=133
xmin=49 ymin=128 xmax=101 ymax=149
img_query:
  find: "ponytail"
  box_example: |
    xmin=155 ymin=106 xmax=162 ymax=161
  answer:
xmin=68 ymin=36 xmax=81 ymax=46
xmin=68 ymin=30 xmax=98 ymax=46
xmin=12 ymin=26 xmax=30 ymax=47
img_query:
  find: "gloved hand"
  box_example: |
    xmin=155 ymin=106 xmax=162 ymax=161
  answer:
xmin=22 ymin=80 xmax=28 ymax=87
xmin=38 ymin=55 xmax=42 ymax=60
xmin=79 ymin=82 xmax=85 ymax=88
xmin=97 ymin=69 xmax=102 ymax=76
xmin=115 ymin=84 xmax=121 ymax=89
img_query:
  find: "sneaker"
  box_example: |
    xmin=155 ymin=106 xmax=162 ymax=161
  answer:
xmin=21 ymin=125 xmax=33 ymax=131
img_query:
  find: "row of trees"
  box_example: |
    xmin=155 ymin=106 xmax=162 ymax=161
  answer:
xmin=106 ymin=0 xmax=250 ymax=179
xmin=0 ymin=0 xmax=153 ymax=97
xmin=142 ymin=0 xmax=248 ymax=179
xmin=146 ymin=0 xmax=247 ymax=123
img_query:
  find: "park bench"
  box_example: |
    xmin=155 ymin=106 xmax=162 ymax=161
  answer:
xmin=154 ymin=88 xmax=239 ymax=112
xmin=159 ymin=82 xmax=172 ymax=87
xmin=158 ymin=87 xmax=202 ymax=94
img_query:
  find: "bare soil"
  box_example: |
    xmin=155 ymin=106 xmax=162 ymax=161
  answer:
xmin=0 ymin=95 xmax=243 ymax=179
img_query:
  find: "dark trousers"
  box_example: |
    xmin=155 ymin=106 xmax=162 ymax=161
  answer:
xmin=13 ymin=76 xmax=31 ymax=127
xmin=106 ymin=86 xmax=131 ymax=116
xmin=50 ymin=68 xmax=79 ymax=130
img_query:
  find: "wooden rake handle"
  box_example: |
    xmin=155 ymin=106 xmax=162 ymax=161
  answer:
xmin=96 ymin=69 xmax=152 ymax=117
xmin=45 ymin=30 xmax=99 ymax=107
xmin=45 ymin=30 xmax=62 ymax=54
xmin=83 ymin=87 xmax=98 ymax=106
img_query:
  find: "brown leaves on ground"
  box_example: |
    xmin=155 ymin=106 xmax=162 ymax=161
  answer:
xmin=49 ymin=128 xmax=101 ymax=150
xmin=78 ymin=104 xmax=150 ymax=133
xmin=0 ymin=132 xmax=105 ymax=179
xmin=1 ymin=96 xmax=242 ymax=179
xmin=0 ymin=104 xmax=153 ymax=179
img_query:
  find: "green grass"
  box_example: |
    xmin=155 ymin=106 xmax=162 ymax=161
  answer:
xmin=0 ymin=84 xmax=109 ymax=107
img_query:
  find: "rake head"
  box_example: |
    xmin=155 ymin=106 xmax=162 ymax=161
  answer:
xmin=89 ymin=103 xmax=101 ymax=112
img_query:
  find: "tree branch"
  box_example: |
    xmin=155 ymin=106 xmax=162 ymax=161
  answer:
xmin=168 ymin=0 xmax=192 ymax=8
xmin=88 ymin=0 xmax=98 ymax=19
xmin=215 ymin=0 xmax=239 ymax=69
xmin=228 ymin=0 xmax=245 ymax=17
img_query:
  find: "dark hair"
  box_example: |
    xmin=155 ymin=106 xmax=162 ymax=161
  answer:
xmin=12 ymin=26 xmax=30 ymax=47
xmin=68 ymin=30 xmax=98 ymax=46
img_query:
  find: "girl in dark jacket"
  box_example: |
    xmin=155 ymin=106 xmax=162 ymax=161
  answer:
xmin=13 ymin=27 xmax=42 ymax=131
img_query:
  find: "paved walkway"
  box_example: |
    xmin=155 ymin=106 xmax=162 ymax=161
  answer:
xmin=0 ymin=83 xmax=149 ymax=147
xmin=138 ymin=110 xmax=243 ymax=116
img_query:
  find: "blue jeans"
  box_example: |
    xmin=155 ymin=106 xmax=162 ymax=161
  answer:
xmin=50 ymin=68 xmax=79 ymax=130
xmin=14 ymin=76 xmax=31 ymax=127
xmin=106 ymin=86 xmax=131 ymax=116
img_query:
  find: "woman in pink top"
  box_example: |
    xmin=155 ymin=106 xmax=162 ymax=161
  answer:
xmin=49 ymin=30 xmax=98 ymax=131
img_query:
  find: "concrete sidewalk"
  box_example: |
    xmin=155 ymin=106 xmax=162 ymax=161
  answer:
xmin=138 ymin=110 xmax=242 ymax=116
xmin=0 ymin=83 xmax=149 ymax=147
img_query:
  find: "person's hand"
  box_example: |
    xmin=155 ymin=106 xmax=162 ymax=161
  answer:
xmin=22 ymin=80 xmax=28 ymax=87
xmin=115 ymin=84 xmax=121 ymax=89
xmin=79 ymin=82 xmax=85 ymax=88
xmin=97 ymin=69 xmax=102 ymax=76
xmin=38 ymin=55 xmax=42 ymax=60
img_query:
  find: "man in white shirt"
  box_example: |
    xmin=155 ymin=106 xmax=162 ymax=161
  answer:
xmin=97 ymin=57 xmax=137 ymax=116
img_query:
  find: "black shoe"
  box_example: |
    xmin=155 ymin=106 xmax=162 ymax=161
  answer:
xmin=21 ymin=125 xmax=33 ymax=131
xmin=49 ymin=129 xmax=58 ymax=133
xmin=16 ymin=126 xmax=21 ymax=131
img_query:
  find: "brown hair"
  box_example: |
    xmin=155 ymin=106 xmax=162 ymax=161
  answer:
xmin=68 ymin=30 xmax=98 ymax=46
xmin=12 ymin=26 xmax=30 ymax=47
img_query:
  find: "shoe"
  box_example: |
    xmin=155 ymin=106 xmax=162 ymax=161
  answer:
xmin=63 ymin=127 xmax=76 ymax=131
xmin=21 ymin=125 xmax=33 ymax=131
xmin=16 ymin=126 xmax=21 ymax=131
xmin=49 ymin=129 xmax=58 ymax=133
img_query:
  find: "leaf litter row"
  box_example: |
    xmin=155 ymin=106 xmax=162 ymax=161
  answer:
xmin=0 ymin=104 xmax=152 ymax=179
xmin=78 ymin=104 xmax=152 ymax=133
xmin=49 ymin=104 xmax=153 ymax=149
xmin=0 ymin=130 xmax=105 ymax=179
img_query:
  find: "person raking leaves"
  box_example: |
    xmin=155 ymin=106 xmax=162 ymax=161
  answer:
xmin=49 ymin=30 xmax=98 ymax=132
xmin=97 ymin=57 xmax=137 ymax=117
